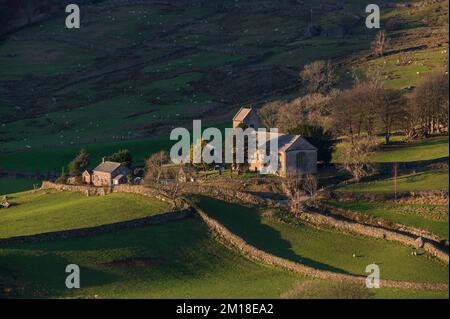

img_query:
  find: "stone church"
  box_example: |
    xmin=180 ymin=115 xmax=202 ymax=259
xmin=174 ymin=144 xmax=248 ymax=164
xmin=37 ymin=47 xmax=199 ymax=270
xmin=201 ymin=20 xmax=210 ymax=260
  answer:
xmin=232 ymin=107 xmax=317 ymax=177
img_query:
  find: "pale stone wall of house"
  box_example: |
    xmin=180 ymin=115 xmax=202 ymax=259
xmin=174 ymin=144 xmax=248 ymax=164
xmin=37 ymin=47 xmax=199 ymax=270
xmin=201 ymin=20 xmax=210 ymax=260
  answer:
xmin=249 ymin=150 xmax=317 ymax=177
xmin=92 ymin=171 xmax=112 ymax=186
xmin=278 ymin=151 xmax=286 ymax=176
xmin=284 ymin=150 xmax=317 ymax=176
xmin=82 ymin=171 xmax=91 ymax=184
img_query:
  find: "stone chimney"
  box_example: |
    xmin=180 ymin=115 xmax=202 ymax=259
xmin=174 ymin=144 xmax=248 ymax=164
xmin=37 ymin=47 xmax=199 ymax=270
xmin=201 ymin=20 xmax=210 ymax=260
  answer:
xmin=102 ymin=157 xmax=106 ymax=163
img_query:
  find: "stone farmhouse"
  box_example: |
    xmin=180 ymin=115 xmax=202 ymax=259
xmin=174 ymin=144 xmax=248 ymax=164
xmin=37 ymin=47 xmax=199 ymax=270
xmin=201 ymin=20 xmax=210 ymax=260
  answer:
xmin=233 ymin=107 xmax=317 ymax=177
xmin=82 ymin=158 xmax=132 ymax=186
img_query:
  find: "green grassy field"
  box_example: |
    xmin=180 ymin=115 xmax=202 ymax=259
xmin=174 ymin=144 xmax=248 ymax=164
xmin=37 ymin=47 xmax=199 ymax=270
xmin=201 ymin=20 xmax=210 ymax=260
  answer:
xmin=193 ymin=196 xmax=449 ymax=284
xmin=371 ymin=136 xmax=449 ymax=163
xmin=0 ymin=212 xmax=447 ymax=299
xmin=328 ymin=200 xmax=449 ymax=240
xmin=0 ymin=0 xmax=448 ymax=300
xmin=2 ymin=0 xmax=445 ymax=157
xmin=336 ymin=169 xmax=449 ymax=194
xmin=0 ymin=190 xmax=447 ymax=298
xmin=367 ymin=48 xmax=449 ymax=91
xmin=0 ymin=190 xmax=170 ymax=239
xmin=333 ymin=136 xmax=449 ymax=164
xmin=0 ymin=177 xmax=41 ymax=196
xmin=0 ymin=134 xmax=172 ymax=173
xmin=0 ymin=218 xmax=299 ymax=298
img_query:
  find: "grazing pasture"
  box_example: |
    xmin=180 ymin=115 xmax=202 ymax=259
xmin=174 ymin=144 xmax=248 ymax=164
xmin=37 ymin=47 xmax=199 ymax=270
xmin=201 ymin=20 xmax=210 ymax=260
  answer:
xmin=371 ymin=136 xmax=449 ymax=163
xmin=0 ymin=208 xmax=446 ymax=299
xmin=336 ymin=169 xmax=449 ymax=194
xmin=328 ymin=200 xmax=449 ymax=240
xmin=193 ymin=196 xmax=449 ymax=284
xmin=0 ymin=190 xmax=170 ymax=239
xmin=0 ymin=218 xmax=301 ymax=299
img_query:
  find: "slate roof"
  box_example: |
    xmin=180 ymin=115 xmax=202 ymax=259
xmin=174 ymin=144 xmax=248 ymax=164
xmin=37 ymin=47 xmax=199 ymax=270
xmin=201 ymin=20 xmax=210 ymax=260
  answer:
xmin=281 ymin=135 xmax=317 ymax=152
xmin=93 ymin=161 xmax=122 ymax=173
xmin=258 ymin=132 xmax=317 ymax=152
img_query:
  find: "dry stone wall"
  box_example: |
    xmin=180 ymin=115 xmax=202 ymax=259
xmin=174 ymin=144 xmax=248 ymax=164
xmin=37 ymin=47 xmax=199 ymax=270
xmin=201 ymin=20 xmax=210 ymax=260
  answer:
xmin=0 ymin=210 xmax=193 ymax=246
xmin=299 ymin=207 xmax=449 ymax=264
xmin=40 ymin=181 xmax=187 ymax=209
xmin=180 ymin=183 xmax=273 ymax=206
xmin=315 ymin=202 xmax=443 ymax=243
xmin=332 ymin=190 xmax=449 ymax=203
xmin=38 ymin=181 xmax=449 ymax=289
xmin=178 ymin=182 xmax=449 ymax=264
xmin=193 ymin=204 xmax=448 ymax=291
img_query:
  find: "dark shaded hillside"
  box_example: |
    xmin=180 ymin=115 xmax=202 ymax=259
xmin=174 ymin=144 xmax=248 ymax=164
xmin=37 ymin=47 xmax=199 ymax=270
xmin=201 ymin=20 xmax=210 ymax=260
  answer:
xmin=0 ymin=0 xmax=95 ymax=35
xmin=0 ymin=0 xmax=447 ymax=154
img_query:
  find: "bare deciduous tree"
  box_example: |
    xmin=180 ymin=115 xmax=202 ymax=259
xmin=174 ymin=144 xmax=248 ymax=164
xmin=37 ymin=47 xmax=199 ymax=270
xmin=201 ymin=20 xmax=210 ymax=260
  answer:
xmin=337 ymin=136 xmax=378 ymax=181
xmin=144 ymin=150 xmax=169 ymax=184
xmin=282 ymin=173 xmax=318 ymax=213
xmin=277 ymin=99 xmax=302 ymax=133
xmin=409 ymin=71 xmax=449 ymax=135
xmin=282 ymin=175 xmax=306 ymax=214
xmin=302 ymin=174 xmax=318 ymax=198
xmin=372 ymin=30 xmax=389 ymax=57
xmin=376 ymin=87 xmax=407 ymax=144
xmin=275 ymin=93 xmax=333 ymax=133
xmin=258 ymin=100 xmax=284 ymax=129
xmin=331 ymin=83 xmax=375 ymax=142
xmin=300 ymin=60 xmax=337 ymax=94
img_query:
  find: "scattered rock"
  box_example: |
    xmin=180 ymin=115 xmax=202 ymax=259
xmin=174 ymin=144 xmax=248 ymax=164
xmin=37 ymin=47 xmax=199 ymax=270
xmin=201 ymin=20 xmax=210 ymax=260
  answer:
xmin=415 ymin=237 xmax=424 ymax=248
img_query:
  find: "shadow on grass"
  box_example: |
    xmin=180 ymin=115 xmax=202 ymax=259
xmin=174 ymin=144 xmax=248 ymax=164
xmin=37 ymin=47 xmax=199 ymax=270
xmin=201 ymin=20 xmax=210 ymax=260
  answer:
xmin=192 ymin=195 xmax=351 ymax=275
xmin=0 ymin=218 xmax=226 ymax=297
xmin=0 ymin=252 xmax=117 ymax=298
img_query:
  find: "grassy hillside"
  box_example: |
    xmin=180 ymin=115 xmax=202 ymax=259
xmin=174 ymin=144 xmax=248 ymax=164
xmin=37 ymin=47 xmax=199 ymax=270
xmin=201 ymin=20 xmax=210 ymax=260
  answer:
xmin=336 ymin=168 xmax=449 ymax=193
xmin=1 ymin=209 xmax=447 ymax=299
xmin=332 ymin=136 xmax=449 ymax=164
xmin=0 ymin=217 xmax=303 ymax=298
xmin=328 ymin=200 xmax=449 ymax=240
xmin=0 ymin=134 xmax=172 ymax=173
xmin=193 ymin=196 xmax=449 ymax=284
xmin=371 ymin=136 xmax=449 ymax=163
xmin=0 ymin=0 xmax=447 ymax=155
xmin=0 ymin=190 xmax=170 ymax=238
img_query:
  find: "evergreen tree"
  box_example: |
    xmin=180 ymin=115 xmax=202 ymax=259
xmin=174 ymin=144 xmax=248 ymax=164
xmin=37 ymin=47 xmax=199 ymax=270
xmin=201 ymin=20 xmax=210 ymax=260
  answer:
xmin=289 ymin=123 xmax=334 ymax=163
xmin=68 ymin=149 xmax=90 ymax=177
xmin=107 ymin=149 xmax=132 ymax=167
